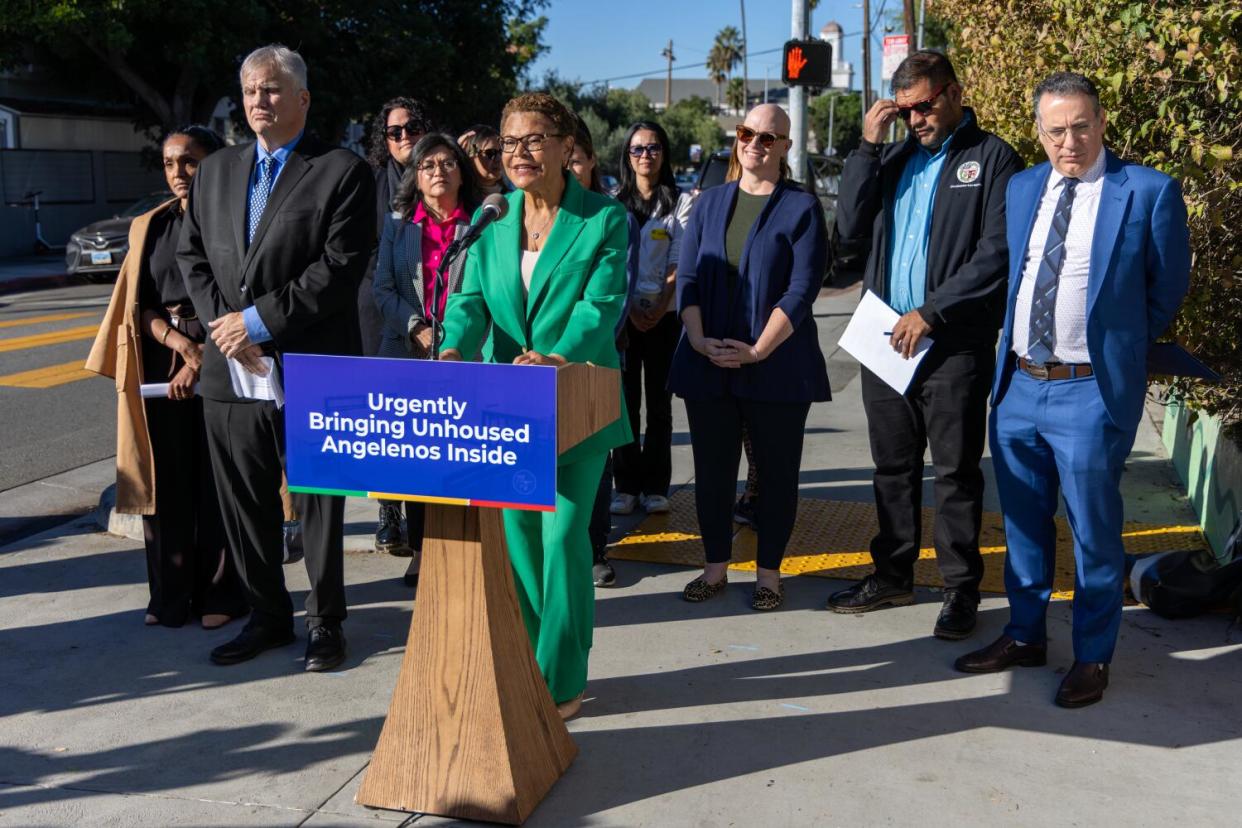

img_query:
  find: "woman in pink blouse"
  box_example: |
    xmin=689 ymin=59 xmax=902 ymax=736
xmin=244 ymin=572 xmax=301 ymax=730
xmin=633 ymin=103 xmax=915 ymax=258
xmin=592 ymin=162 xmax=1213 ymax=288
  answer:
xmin=372 ymin=133 xmax=479 ymax=583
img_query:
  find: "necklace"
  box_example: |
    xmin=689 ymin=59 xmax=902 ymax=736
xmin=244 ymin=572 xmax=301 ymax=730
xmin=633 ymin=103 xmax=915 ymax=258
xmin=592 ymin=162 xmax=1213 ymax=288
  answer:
xmin=526 ymin=206 xmax=559 ymax=247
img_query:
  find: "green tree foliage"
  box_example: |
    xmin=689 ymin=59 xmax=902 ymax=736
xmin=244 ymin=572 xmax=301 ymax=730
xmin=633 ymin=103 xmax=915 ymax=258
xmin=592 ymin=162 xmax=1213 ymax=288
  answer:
xmin=0 ymin=0 xmax=549 ymax=145
xmin=809 ymin=90 xmax=863 ymax=156
xmin=533 ymin=73 xmax=723 ymax=175
xmin=726 ymin=77 xmax=747 ymax=113
xmin=937 ymin=0 xmax=1242 ymax=422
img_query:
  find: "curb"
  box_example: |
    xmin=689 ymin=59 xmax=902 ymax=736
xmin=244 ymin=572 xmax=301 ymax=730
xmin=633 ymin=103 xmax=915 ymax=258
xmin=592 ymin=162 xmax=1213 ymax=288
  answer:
xmin=93 ymin=483 xmax=143 ymax=542
xmin=0 ymin=272 xmax=79 ymax=296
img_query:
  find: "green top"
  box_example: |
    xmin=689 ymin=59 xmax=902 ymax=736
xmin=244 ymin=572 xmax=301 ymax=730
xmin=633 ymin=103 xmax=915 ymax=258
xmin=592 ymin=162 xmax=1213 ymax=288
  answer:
xmin=439 ymin=173 xmax=633 ymax=466
xmin=725 ymin=188 xmax=771 ymax=297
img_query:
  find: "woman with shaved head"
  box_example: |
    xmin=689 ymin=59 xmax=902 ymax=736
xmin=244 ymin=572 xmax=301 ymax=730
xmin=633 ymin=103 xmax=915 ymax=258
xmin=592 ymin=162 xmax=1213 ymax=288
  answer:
xmin=668 ymin=104 xmax=831 ymax=611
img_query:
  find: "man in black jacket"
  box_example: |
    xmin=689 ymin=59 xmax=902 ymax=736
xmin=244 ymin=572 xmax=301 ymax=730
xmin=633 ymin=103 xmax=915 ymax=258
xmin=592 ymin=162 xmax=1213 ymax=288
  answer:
xmin=179 ymin=44 xmax=375 ymax=671
xmin=828 ymin=51 xmax=1023 ymax=638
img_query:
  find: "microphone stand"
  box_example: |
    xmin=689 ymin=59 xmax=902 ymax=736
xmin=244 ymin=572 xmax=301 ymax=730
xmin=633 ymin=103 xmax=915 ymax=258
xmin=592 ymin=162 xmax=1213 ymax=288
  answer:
xmin=430 ymin=237 xmax=470 ymax=361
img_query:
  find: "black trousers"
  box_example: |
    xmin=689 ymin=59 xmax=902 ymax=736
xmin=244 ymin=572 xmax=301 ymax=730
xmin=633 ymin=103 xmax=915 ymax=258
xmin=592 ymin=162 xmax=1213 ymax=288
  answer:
xmin=589 ymin=454 xmax=613 ymax=564
xmin=142 ymin=395 xmax=247 ymax=626
xmin=357 ymin=273 xmax=383 ymax=357
xmin=860 ymin=344 xmax=993 ymax=599
xmin=613 ymin=313 xmax=680 ymax=498
xmin=203 ymin=399 xmax=346 ymax=630
xmin=685 ymin=397 xmax=810 ymax=570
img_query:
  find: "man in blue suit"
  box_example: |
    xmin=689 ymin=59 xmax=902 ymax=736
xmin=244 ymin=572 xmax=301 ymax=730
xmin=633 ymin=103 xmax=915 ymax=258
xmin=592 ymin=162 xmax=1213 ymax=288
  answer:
xmin=955 ymin=73 xmax=1190 ymax=707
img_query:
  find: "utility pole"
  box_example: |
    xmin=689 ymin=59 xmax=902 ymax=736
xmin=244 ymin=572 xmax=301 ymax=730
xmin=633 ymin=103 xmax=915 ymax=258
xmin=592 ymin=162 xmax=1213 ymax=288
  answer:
xmin=862 ymin=0 xmax=872 ymax=111
xmin=917 ymin=0 xmax=927 ymax=48
xmin=903 ymin=0 xmax=917 ymax=39
xmin=662 ymin=40 xmax=675 ymax=111
xmin=789 ymin=0 xmax=809 ymax=182
xmin=740 ymin=0 xmax=749 ymax=112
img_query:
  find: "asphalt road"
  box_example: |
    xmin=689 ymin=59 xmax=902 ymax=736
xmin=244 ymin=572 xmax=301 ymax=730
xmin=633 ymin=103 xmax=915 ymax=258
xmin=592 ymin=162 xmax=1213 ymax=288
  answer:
xmin=0 ymin=282 xmax=117 ymax=493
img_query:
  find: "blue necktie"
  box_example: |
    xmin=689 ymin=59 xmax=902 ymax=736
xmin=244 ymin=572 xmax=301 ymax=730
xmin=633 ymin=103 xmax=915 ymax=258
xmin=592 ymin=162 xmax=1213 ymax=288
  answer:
xmin=247 ymin=156 xmax=274 ymax=247
xmin=1026 ymin=177 xmax=1078 ymax=364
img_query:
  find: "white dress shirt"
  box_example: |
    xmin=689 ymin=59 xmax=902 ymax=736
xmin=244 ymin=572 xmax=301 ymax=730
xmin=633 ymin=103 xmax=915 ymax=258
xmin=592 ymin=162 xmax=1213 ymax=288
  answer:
xmin=1011 ymin=150 xmax=1107 ymax=364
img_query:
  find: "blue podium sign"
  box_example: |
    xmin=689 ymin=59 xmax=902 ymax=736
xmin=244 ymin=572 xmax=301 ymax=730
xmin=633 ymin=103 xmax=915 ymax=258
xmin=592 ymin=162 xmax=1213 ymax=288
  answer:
xmin=284 ymin=354 xmax=558 ymax=511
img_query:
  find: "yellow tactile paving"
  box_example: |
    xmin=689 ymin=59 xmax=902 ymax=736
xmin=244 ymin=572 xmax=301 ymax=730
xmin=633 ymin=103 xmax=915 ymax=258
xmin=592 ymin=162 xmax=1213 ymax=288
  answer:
xmin=610 ymin=489 xmax=1207 ymax=600
xmin=0 ymin=359 xmax=95 ymax=388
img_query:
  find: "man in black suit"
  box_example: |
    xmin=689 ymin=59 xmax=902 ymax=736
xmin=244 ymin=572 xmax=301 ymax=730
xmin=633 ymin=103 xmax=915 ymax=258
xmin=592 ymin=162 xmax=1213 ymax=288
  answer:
xmin=178 ymin=44 xmax=375 ymax=672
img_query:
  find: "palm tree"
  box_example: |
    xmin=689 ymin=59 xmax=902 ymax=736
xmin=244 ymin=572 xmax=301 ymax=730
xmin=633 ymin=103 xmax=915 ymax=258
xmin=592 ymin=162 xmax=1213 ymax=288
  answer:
xmin=714 ymin=26 xmax=744 ymax=80
xmin=726 ymin=77 xmax=747 ymax=113
xmin=706 ymin=44 xmax=728 ymax=110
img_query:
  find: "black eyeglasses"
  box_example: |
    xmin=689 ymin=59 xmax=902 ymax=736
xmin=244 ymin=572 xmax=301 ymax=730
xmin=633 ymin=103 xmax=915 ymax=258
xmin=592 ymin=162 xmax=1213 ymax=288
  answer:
xmin=384 ymin=123 xmax=424 ymax=141
xmin=628 ymin=143 xmax=662 ymax=158
xmin=499 ymin=133 xmax=564 ymax=154
xmin=735 ymin=125 xmax=788 ymax=148
xmin=474 ymin=148 xmax=502 ymax=162
xmin=896 ymin=84 xmax=947 ymax=120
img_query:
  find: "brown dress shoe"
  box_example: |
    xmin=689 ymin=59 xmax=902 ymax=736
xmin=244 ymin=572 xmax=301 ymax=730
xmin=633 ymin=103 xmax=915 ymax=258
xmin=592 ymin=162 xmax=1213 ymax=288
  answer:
xmin=1055 ymin=661 xmax=1109 ymax=708
xmin=954 ymin=634 xmax=1047 ymax=673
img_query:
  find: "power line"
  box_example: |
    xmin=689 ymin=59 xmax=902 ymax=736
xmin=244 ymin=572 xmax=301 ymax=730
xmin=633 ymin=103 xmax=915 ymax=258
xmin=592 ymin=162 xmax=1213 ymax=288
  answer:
xmin=577 ymin=32 xmax=862 ymax=87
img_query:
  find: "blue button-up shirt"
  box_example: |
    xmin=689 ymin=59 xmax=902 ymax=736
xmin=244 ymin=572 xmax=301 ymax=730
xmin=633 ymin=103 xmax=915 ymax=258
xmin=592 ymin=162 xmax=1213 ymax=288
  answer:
xmin=885 ymin=112 xmax=972 ymax=314
xmin=242 ymin=130 xmax=304 ymax=344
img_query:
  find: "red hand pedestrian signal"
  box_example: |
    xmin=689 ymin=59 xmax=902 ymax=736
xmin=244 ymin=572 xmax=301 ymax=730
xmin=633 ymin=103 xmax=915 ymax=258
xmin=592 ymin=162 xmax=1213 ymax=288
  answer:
xmin=781 ymin=39 xmax=832 ymax=87
xmin=787 ymin=46 xmax=809 ymax=80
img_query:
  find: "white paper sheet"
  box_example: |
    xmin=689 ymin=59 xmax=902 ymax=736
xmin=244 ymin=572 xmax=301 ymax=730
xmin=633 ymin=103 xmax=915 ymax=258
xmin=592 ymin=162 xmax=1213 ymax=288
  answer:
xmin=838 ymin=289 xmax=933 ymax=394
xmin=228 ymin=356 xmax=284 ymax=407
xmin=139 ymin=382 xmax=198 ymax=399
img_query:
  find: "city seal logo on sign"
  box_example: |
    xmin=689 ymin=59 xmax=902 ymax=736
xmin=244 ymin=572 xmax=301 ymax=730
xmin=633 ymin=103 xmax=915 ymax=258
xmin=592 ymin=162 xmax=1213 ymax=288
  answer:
xmin=956 ymin=161 xmax=981 ymax=183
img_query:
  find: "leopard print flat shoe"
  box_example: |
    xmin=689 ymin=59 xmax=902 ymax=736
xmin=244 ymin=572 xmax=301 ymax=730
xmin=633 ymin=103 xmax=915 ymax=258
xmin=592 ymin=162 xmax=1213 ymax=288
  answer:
xmin=683 ymin=576 xmax=728 ymax=603
xmin=751 ymin=582 xmax=785 ymax=611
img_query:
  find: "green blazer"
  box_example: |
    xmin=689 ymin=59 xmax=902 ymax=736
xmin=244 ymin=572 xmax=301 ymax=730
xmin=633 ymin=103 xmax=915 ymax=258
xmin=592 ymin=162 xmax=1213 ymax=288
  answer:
xmin=441 ymin=173 xmax=632 ymax=466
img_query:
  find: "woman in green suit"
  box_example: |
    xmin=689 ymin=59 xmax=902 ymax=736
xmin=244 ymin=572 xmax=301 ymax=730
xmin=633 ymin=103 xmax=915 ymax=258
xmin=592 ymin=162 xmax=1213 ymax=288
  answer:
xmin=439 ymin=93 xmax=630 ymax=719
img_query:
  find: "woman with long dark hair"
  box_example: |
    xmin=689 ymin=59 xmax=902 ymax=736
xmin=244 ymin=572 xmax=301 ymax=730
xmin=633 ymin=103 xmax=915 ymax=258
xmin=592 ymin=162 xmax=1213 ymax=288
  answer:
xmin=87 ymin=125 xmax=248 ymax=629
xmin=459 ymin=124 xmax=509 ymax=196
xmin=364 ymin=97 xmax=433 ymax=557
xmin=372 ymin=133 xmax=479 ymax=584
xmin=609 ymin=121 xmax=694 ymax=519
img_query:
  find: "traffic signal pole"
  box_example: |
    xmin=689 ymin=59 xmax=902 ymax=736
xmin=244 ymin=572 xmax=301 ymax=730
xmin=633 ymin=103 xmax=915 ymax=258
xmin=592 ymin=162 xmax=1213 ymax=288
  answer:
xmin=789 ymin=0 xmax=809 ymax=182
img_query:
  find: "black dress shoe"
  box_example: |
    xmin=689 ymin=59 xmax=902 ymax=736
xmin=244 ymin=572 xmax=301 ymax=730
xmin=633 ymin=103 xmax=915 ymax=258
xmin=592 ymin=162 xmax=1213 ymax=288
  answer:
xmin=402 ymin=549 xmax=421 ymax=587
xmin=210 ymin=623 xmax=295 ymax=665
xmin=1055 ymin=661 xmax=1109 ymax=708
xmin=375 ymin=504 xmax=410 ymax=556
xmin=954 ymin=634 xmax=1047 ymax=673
xmin=827 ymin=574 xmax=915 ymax=613
xmin=933 ymin=590 xmax=979 ymax=640
xmin=305 ymin=624 xmax=347 ymax=672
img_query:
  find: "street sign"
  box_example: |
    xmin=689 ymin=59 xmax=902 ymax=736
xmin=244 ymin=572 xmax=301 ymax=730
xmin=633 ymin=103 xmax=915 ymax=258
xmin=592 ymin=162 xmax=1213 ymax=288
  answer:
xmin=882 ymin=34 xmax=911 ymax=82
xmin=781 ymin=39 xmax=833 ymax=87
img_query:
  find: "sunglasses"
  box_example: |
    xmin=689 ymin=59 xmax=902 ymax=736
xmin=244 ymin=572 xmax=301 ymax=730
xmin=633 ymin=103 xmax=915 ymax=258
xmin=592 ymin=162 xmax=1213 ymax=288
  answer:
xmin=474 ymin=148 xmax=502 ymax=162
xmin=735 ymin=125 xmax=788 ymax=148
xmin=896 ymin=84 xmax=947 ymax=120
xmin=384 ymin=123 xmax=423 ymax=141
xmin=628 ymin=143 xmax=662 ymax=158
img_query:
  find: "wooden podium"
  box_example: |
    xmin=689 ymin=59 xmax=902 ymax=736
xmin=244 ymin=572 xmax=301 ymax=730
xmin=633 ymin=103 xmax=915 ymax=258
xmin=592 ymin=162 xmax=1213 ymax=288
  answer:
xmin=356 ymin=363 xmax=620 ymax=824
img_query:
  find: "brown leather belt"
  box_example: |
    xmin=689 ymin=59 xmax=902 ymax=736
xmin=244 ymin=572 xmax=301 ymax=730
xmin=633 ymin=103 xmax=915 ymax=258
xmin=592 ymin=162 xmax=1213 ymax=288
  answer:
xmin=1018 ymin=357 xmax=1093 ymax=380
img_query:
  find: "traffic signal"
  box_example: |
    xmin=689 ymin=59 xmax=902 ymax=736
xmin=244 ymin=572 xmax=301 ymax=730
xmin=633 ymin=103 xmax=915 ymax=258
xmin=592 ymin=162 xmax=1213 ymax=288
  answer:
xmin=781 ymin=39 xmax=833 ymax=88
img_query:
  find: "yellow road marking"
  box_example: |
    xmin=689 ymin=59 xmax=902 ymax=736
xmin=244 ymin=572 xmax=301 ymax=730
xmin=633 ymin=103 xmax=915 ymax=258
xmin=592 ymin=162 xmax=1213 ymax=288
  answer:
xmin=0 ymin=311 xmax=98 ymax=330
xmin=0 ymin=324 xmax=100 ymax=353
xmin=0 ymin=359 xmax=95 ymax=388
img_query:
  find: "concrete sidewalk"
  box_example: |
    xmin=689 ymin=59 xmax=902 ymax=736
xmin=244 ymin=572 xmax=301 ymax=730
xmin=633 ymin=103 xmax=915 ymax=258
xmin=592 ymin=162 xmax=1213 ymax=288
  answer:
xmin=0 ymin=254 xmax=78 ymax=296
xmin=2 ymin=289 xmax=1239 ymax=827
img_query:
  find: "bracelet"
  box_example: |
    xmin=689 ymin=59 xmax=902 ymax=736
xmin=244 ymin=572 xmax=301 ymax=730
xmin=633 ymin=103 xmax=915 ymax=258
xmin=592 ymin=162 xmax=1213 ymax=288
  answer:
xmin=161 ymin=327 xmax=173 ymax=345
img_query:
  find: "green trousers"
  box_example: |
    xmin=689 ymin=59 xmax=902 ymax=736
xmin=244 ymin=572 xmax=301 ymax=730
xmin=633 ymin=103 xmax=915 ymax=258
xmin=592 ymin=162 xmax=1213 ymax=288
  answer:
xmin=502 ymin=451 xmax=605 ymax=704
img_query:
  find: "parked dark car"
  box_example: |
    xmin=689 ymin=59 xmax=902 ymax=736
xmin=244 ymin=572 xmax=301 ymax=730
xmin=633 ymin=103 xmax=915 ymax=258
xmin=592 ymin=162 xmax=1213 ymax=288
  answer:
xmin=65 ymin=192 xmax=169 ymax=283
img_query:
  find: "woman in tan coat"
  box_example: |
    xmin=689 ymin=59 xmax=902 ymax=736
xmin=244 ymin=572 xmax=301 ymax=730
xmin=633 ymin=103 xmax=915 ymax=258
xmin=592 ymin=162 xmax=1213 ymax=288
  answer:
xmin=86 ymin=126 xmax=247 ymax=629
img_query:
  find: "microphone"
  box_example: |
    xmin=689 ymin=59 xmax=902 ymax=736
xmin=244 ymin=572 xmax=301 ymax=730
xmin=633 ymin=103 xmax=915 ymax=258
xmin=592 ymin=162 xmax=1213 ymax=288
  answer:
xmin=458 ymin=193 xmax=509 ymax=244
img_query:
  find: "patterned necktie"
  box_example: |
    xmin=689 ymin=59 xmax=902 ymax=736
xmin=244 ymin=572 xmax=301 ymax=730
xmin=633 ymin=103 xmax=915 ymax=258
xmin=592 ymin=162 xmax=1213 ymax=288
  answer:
xmin=247 ymin=156 xmax=274 ymax=247
xmin=1026 ymin=177 xmax=1078 ymax=364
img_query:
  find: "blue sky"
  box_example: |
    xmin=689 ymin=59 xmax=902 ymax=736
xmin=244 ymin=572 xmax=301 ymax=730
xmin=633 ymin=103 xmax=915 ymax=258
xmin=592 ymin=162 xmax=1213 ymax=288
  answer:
xmin=527 ymin=0 xmax=900 ymax=94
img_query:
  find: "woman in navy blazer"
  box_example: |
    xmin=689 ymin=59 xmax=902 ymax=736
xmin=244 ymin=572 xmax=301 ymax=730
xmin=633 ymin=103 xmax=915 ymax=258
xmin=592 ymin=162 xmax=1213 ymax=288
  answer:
xmin=670 ymin=104 xmax=830 ymax=611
